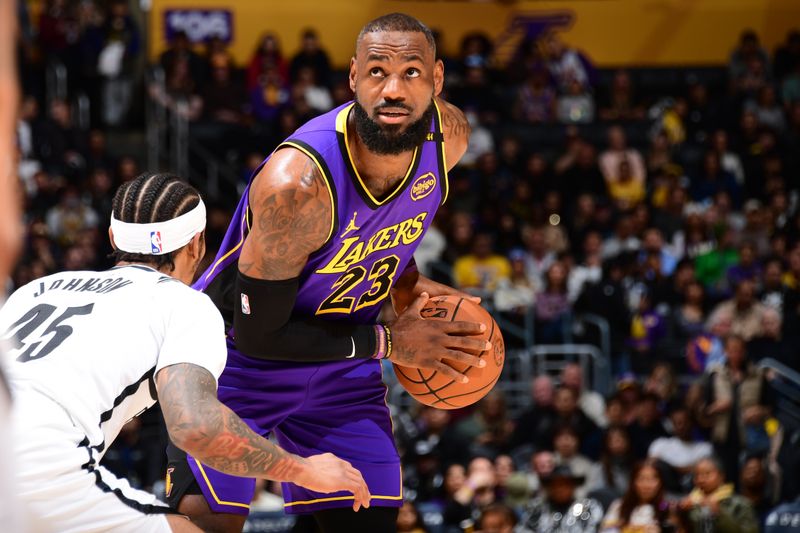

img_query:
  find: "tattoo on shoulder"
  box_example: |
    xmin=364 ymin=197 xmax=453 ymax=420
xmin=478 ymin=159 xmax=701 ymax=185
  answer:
xmin=244 ymin=155 xmax=331 ymax=279
xmin=441 ymin=103 xmax=470 ymax=140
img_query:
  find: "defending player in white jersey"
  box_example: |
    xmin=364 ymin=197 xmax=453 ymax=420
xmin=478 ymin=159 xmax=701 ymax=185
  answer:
xmin=0 ymin=173 xmax=370 ymax=533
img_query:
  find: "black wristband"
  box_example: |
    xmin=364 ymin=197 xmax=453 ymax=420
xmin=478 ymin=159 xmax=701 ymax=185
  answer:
xmin=234 ymin=271 xmax=376 ymax=361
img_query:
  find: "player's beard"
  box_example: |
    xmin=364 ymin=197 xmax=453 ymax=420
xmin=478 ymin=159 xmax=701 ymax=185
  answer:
xmin=353 ymin=98 xmax=434 ymax=155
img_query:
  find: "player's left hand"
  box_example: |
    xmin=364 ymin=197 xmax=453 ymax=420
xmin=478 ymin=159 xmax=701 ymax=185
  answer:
xmin=294 ymin=453 xmax=371 ymax=512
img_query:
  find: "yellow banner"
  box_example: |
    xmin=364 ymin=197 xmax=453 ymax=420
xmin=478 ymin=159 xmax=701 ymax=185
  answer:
xmin=148 ymin=0 xmax=800 ymax=67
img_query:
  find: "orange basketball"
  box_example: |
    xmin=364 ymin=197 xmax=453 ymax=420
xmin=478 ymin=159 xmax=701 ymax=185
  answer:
xmin=393 ymin=295 xmax=505 ymax=409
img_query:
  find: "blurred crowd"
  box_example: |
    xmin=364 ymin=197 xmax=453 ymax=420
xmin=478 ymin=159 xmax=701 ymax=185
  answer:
xmin=7 ymin=1 xmax=800 ymax=530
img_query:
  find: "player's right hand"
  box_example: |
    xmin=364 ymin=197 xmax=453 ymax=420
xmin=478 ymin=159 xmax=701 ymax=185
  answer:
xmin=294 ymin=453 xmax=371 ymax=512
xmin=387 ymin=292 xmax=489 ymax=383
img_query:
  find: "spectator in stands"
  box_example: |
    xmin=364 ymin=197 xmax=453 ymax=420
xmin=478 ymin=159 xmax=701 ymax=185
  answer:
xmin=556 ymin=139 xmax=607 ymax=199
xmin=748 ymin=307 xmax=794 ymax=368
xmin=557 ymin=78 xmax=594 ymax=124
xmin=294 ymin=65 xmax=333 ymax=114
xmin=727 ymin=242 xmax=761 ymax=288
xmin=493 ymin=249 xmax=535 ymax=313
xmin=774 ymin=30 xmax=800 ymax=82
xmin=560 ymin=363 xmax=607 ymax=428
xmin=628 ymin=392 xmax=668 ymax=460
xmin=782 ymin=61 xmax=800 ymax=106
xmin=552 ymin=425 xmax=594 ymax=498
xmin=522 ymin=464 xmax=604 ymax=532
xmin=599 ymin=69 xmax=646 ymax=122
xmin=38 ymin=98 xmax=89 ymax=178
xmin=586 ymin=426 xmax=635 ymax=499
xmin=45 ymin=186 xmax=99 ymax=247
xmin=249 ymin=63 xmax=290 ymax=124
xmin=709 ymin=278 xmax=767 ymax=341
xmin=544 ymin=33 xmax=594 ymax=93
xmin=453 ymin=232 xmax=511 ymax=296
xmin=567 ymin=231 xmax=603 ymax=302
xmin=740 ymin=453 xmax=780 ymax=526
xmin=514 ymin=68 xmax=556 ymax=123
xmin=444 ymin=456 xmax=499 ymax=530
xmin=289 ymin=28 xmax=331 ymax=86
xmin=643 ymin=362 xmax=680 ymax=408
xmin=602 ymin=215 xmax=641 ymax=259
xmin=702 ymin=335 xmax=773 ymax=482
xmin=454 ymin=391 xmax=515 ymax=458
xmin=511 ymin=375 xmax=555 ymax=451
xmin=746 ymin=85 xmax=786 ymax=132
xmin=149 ymin=54 xmax=202 ymax=121
xmin=159 ymin=30 xmax=203 ymax=82
xmin=405 ymin=406 xmax=464 ymax=497
xmin=648 ymin=406 xmax=713 ymax=491
xmin=730 ymin=30 xmax=770 ymax=77
xmin=695 ymin=225 xmax=740 ymax=294
xmin=397 ymin=500 xmax=429 ymax=533
xmin=533 ymin=261 xmax=571 ymax=343
xmin=520 ymin=225 xmax=555 ymax=291
xmin=98 ymin=0 xmax=140 ymax=126
xmin=599 ymin=460 xmax=676 ymax=533
xmin=692 ymin=151 xmax=742 ymax=208
xmin=606 ymin=158 xmax=646 ymax=212
xmin=673 ymin=280 xmax=708 ymax=346
xmin=478 ymin=502 xmax=533 ymax=533
xmin=712 ymin=129 xmax=746 ymax=186
xmin=679 ymin=457 xmax=759 ymax=533
xmin=686 ymin=307 xmax=731 ymax=374
xmin=194 ymin=53 xmax=249 ymax=155
xmin=599 ymin=126 xmax=646 ymax=187
xmin=247 ymin=33 xmax=288 ymax=91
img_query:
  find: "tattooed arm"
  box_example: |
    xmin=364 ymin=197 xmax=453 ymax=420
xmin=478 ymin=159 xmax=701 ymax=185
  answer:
xmin=156 ymin=363 xmax=371 ymax=509
xmin=435 ymin=97 xmax=471 ymax=170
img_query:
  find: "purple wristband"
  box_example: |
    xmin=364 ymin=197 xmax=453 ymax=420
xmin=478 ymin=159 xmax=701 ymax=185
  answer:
xmin=373 ymin=325 xmax=386 ymax=359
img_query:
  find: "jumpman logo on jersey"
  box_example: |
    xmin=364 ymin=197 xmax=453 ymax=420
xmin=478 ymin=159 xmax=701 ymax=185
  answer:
xmin=340 ymin=212 xmax=361 ymax=238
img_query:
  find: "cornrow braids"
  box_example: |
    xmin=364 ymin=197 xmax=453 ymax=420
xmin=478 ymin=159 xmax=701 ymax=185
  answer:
xmin=110 ymin=172 xmax=201 ymax=271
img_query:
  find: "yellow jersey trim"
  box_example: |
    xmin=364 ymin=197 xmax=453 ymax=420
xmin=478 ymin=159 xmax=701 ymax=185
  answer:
xmin=193 ymin=459 xmax=251 ymax=510
xmin=334 ymin=103 xmax=419 ymax=207
xmin=280 ymin=141 xmax=336 ymax=246
xmin=284 ymin=493 xmax=403 ymax=508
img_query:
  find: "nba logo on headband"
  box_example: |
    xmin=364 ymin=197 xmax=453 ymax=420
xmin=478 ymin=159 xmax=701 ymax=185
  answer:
xmin=150 ymin=231 xmax=163 ymax=254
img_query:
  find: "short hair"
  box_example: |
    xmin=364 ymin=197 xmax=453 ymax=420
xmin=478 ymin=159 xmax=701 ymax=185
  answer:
xmin=111 ymin=172 xmax=201 ymax=271
xmin=357 ymin=13 xmax=435 ymax=54
xmin=479 ymin=503 xmax=518 ymax=527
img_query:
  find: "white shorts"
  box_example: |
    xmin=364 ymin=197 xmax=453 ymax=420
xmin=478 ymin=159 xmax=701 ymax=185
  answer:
xmin=11 ymin=390 xmax=175 ymax=533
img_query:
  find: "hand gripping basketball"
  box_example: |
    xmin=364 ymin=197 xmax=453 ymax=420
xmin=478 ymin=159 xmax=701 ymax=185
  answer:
xmin=387 ymin=292 xmax=489 ymax=383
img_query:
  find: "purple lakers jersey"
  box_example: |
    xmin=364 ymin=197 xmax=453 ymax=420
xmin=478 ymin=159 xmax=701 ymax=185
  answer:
xmin=194 ymin=101 xmax=449 ymax=329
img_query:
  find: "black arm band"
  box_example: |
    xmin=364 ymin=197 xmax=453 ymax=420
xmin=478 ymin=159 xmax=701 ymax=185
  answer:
xmin=233 ymin=271 xmax=377 ymax=361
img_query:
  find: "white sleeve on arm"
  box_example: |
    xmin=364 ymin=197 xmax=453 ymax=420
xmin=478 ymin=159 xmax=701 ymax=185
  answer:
xmin=156 ymin=288 xmax=228 ymax=382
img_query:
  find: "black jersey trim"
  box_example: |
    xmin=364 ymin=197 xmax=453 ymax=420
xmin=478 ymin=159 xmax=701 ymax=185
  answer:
xmin=432 ymin=100 xmax=449 ymax=206
xmin=335 ymin=105 xmax=423 ymax=211
xmin=276 ymin=140 xmax=340 ymax=249
xmin=79 ymin=438 xmax=179 ymax=516
xmin=99 ymin=367 xmax=156 ymax=425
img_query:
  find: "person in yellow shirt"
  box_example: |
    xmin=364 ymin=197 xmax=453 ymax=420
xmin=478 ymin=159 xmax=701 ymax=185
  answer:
xmin=453 ymin=232 xmax=512 ymax=295
xmin=607 ymin=158 xmax=646 ymax=211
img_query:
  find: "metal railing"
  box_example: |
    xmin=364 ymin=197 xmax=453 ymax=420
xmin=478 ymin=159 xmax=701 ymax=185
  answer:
xmin=145 ymin=65 xmax=239 ymax=200
xmin=759 ymin=358 xmax=800 ymax=430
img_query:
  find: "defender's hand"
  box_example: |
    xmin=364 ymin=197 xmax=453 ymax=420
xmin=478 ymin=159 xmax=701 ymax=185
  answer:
xmin=388 ymin=292 xmax=489 ymax=383
xmin=293 ymin=453 xmax=371 ymax=512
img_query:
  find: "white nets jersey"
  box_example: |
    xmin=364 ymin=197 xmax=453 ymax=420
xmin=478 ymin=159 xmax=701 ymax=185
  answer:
xmin=0 ymin=264 xmax=227 ymax=456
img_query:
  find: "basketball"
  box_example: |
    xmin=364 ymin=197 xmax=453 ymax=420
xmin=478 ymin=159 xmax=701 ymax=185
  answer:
xmin=393 ymin=295 xmax=505 ymax=409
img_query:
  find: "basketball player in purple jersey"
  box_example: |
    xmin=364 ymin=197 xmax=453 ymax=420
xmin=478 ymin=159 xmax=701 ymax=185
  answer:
xmin=166 ymin=14 xmax=488 ymax=532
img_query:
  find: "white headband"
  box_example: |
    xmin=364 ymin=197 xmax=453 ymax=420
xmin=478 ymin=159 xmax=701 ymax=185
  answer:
xmin=110 ymin=200 xmax=206 ymax=255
